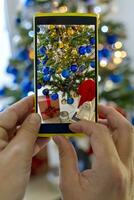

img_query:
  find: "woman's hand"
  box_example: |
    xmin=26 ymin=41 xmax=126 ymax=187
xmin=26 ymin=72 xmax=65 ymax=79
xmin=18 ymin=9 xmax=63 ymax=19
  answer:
xmin=0 ymin=96 xmax=49 ymax=200
xmin=54 ymin=105 xmax=134 ymax=200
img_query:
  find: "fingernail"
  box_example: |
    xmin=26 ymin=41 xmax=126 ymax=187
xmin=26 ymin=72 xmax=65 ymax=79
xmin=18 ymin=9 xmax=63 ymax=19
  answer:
xmin=28 ymin=113 xmax=41 ymax=124
xmin=53 ymin=136 xmax=62 ymax=145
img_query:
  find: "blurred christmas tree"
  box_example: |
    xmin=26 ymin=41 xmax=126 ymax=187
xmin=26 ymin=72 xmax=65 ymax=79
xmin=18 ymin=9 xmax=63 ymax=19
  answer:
xmin=0 ymin=0 xmax=134 ymax=123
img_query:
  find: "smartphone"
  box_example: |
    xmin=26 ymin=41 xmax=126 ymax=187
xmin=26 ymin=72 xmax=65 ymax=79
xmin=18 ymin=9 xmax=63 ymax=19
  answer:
xmin=34 ymin=13 xmax=98 ymax=137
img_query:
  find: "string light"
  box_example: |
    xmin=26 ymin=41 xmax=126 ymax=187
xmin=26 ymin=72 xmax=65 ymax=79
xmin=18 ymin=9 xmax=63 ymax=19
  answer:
xmin=114 ymin=51 xmax=122 ymax=58
xmin=114 ymin=41 xmax=123 ymax=49
xmin=98 ymin=43 xmax=104 ymax=50
xmin=28 ymin=91 xmax=34 ymax=96
xmin=98 ymin=75 xmax=101 ymax=82
xmin=59 ymin=6 xmax=68 ymax=13
xmin=108 ymin=63 xmax=117 ymax=70
xmin=101 ymin=25 xmax=109 ymax=33
xmin=121 ymin=51 xmax=127 ymax=58
xmin=94 ymin=6 xmax=102 ymax=14
xmin=53 ymin=0 xmax=59 ymax=7
xmin=100 ymin=58 xmax=108 ymax=67
xmin=113 ymin=57 xmax=123 ymax=65
xmin=28 ymin=30 xmax=34 ymax=38
xmin=105 ymin=80 xmax=114 ymax=91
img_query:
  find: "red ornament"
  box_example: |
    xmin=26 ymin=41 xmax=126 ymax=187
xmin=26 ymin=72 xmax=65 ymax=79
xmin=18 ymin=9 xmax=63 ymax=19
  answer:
xmin=78 ymin=79 xmax=96 ymax=107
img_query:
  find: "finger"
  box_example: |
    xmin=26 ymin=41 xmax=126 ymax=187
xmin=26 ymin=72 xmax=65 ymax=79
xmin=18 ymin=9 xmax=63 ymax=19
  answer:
xmin=69 ymin=121 xmax=119 ymax=164
xmin=98 ymin=105 xmax=134 ymax=165
xmin=98 ymin=119 xmax=108 ymax=126
xmin=6 ymin=113 xmax=41 ymax=157
xmin=98 ymin=105 xmax=129 ymax=130
xmin=53 ymin=136 xmax=79 ymax=185
xmin=33 ymin=138 xmax=50 ymax=157
xmin=0 ymin=95 xmax=34 ymax=140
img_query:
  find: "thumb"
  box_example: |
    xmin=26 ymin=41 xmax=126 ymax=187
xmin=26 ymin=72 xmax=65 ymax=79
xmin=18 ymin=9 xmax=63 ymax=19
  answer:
xmin=53 ymin=136 xmax=79 ymax=185
xmin=7 ymin=113 xmax=41 ymax=157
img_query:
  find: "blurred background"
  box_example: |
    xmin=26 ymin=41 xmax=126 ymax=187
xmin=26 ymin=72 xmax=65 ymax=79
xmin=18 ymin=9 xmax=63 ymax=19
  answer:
xmin=0 ymin=0 xmax=134 ymax=199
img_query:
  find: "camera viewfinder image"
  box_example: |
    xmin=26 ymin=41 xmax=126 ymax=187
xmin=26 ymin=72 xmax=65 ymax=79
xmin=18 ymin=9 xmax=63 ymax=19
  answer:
xmin=36 ymin=24 xmax=96 ymax=124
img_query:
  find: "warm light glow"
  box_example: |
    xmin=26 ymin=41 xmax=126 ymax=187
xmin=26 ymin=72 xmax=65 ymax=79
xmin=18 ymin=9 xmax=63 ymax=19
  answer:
xmin=101 ymin=25 xmax=109 ymax=33
xmin=114 ymin=51 xmax=122 ymax=58
xmin=53 ymin=0 xmax=59 ymax=7
xmin=108 ymin=64 xmax=117 ymax=70
xmin=100 ymin=59 xmax=108 ymax=67
xmin=105 ymin=80 xmax=114 ymax=91
xmin=121 ymin=51 xmax=127 ymax=58
xmin=113 ymin=57 xmax=122 ymax=64
xmin=28 ymin=91 xmax=34 ymax=96
xmin=29 ymin=50 xmax=34 ymax=60
xmin=94 ymin=6 xmax=102 ymax=13
xmin=98 ymin=43 xmax=104 ymax=50
xmin=98 ymin=75 xmax=101 ymax=82
xmin=59 ymin=6 xmax=68 ymax=13
xmin=114 ymin=41 xmax=122 ymax=49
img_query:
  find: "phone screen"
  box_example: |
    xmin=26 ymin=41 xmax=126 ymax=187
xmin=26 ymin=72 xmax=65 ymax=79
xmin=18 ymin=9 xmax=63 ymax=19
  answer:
xmin=35 ymin=15 xmax=98 ymax=134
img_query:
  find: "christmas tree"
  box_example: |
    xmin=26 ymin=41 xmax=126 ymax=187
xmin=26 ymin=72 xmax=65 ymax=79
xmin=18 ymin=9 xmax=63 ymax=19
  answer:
xmin=37 ymin=24 xmax=95 ymax=105
xmin=0 ymin=0 xmax=134 ymax=123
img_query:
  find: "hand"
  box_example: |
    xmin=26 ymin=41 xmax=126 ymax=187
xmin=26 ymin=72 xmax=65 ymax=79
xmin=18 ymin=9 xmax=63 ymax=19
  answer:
xmin=53 ymin=105 xmax=134 ymax=200
xmin=0 ymin=96 xmax=50 ymax=200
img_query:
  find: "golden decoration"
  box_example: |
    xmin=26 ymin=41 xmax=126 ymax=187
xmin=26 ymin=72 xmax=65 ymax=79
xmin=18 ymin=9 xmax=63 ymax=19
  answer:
xmin=59 ymin=41 xmax=64 ymax=48
xmin=71 ymin=49 xmax=78 ymax=56
xmin=51 ymin=32 xmax=57 ymax=38
xmin=49 ymin=25 xmax=55 ymax=30
xmin=57 ymin=68 xmax=62 ymax=74
xmin=67 ymin=28 xmax=74 ymax=36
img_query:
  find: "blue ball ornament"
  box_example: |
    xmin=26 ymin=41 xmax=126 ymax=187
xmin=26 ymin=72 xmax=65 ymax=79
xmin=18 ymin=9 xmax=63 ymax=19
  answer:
xmin=39 ymin=45 xmax=46 ymax=56
xmin=42 ymin=66 xmax=50 ymax=75
xmin=51 ymin=93 xmax=59 ymax=100
xmin=37 ymin=59 xmax=41 ymax=65
xmin=98 ymin=50 xmax=103 ymax=60
xmin=107 ymin=34 xmax=118 ymax=45
xmin=43 ymin=75 xmax=51 ymax=82
xmin=70 ymin=64 xmax=78 ymax=73
xmin=109 ymin=74 xmax=123 ymax=83
xmin=86 ymin=45 xmax=92 ymax=53
xmin=42 ymin=89 xmax=49 ymax=96
xmin=6 ymin=65 xmax=18 ymax=76
xmin=67 ymin=97 xmax=74 ymax=105
xmin=24 ymin=0 xmax=34 ymax=7
xmin=79 ymin=46 xmax=86 ymax=55
xmin=17 ymin=49 xmax=29 ymax=61
xmin=21 ymin=78 xmax=33 ymax=94
xmin=90 ymin=61 xmax=95 ymax=68
xmin=24 ymin=69 xmax=30 ymax=77
xmin=16 ymin=17 xmax=21 ymax=25
xmin=62 ymin=69 xmax=70 ymax=78
xmin=90 ymin=37 xmax=95 ymax=45
xmin=101 ymin=48 xmax=111 ymax=59
xmin=0 ymin=88 xmax=5 ymax=96
xmin=37 ymin=83 xmax=42 ymax=89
